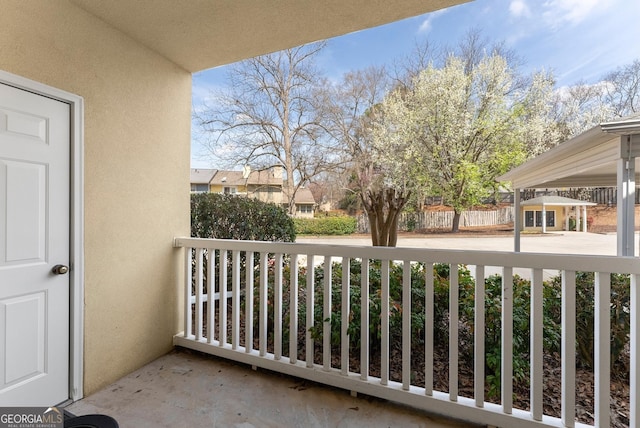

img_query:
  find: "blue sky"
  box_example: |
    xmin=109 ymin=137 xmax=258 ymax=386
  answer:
xmin=191 ymin=0 xmax=640 ymax=167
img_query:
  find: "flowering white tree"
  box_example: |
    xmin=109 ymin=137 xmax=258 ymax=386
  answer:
xmin=375 ymin=53 xmax=556 ymax=232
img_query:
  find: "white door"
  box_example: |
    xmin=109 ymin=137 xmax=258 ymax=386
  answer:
xmin=0 ymin=83 xmax=70 ymax=406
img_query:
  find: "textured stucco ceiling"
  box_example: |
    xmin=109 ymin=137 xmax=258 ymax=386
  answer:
xmin=70 ymin=0 xmax=469 ymax=72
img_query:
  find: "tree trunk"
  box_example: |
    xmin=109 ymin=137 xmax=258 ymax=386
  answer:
xmin=361 ymin=187 xmax=410 ymax=247
xmin=452 ymin=210 xmax=462 ymax=233
xmin=387 ymin=209 xmax=401 ymax=246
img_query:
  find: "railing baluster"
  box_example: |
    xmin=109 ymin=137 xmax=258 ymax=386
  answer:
xmin=361 ymin=258 xmax=370 ymax=381
xmin=502 ymin=267 xmax=513 ymax=414
xmin=323 ymin=255 xmax=332 ymax=371
xmin=219 ymin=249 xmax=228 ymax=346
xmin=562 ymin=270 xmax=576 ymax=428
xmin=231 ymin=250 xmax=240 ymax=350
xmin=184 ymin=247 xmax=192 ymax=338
xmin=530 ymin=268 xmax=543 ymax=421
xmin=449 ymin=263 xmax=459 ymax=401
xmin=402 ymin=260 xmax=411 ymax=390
xmin=194 ymin=248 xmax=204 ymax=340
xmin=631 ymin=273 xmax=639 ymax=428
xmin=425 ymin=261 xmax=434 ymax=396
xmin=306 ymin=255 xmax=315 ymax=368
xmin=381 ymin=259 xmax=390 ymax=386
xmin=245 ymin=251 xmax=254 ymax=353
xmin=274 ymin=253 xmax=283 ymax=360
xmin=207 ymin=249 xmax=215 ymax=343
xmin=289 ymin=254 xmax=299 ymax=364
xmin=474 ymin=265 xmax=485 ymax=407
xmin=594 ymin=272 xmax=611 ymax=428
xmin=259 ymin=252 xmax=268 ymax=357
xmin=341 ymin=257 xmax=350 ymax=376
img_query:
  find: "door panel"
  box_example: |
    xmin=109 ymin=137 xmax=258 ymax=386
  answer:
xmin=1 ymin=292 xmax=46 ymax=386
xmin=0 ymin=83 xmax=70 ymax=406
xmin=4 ymin=160 xmax=46 ymax=263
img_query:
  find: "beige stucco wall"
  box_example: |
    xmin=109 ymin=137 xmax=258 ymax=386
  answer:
xmin=0 ymin=1 xmax=190 ymax=395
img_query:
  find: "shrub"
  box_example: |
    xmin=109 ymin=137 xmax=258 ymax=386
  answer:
xmin=459 ymin=274 xmax=552 ymax=398
xmin=191 ymin=193 xmax=295 ymax=242
xmin=241 ymin=254 xmax=631 ymax=397
xmin=546 ymin=271 xmax=630 ymax=374
xmin=306 ymin=260 xmax=568 ymax=399
xmin=248 ymin=261 xmax=308 ymax=355
xmin=308 ymin=261 xmax=473 ymax=356
xmin=294 ymin=216 xmax=357 ymax=235
xmin=190 ymin=193 xmax=295 ymax=297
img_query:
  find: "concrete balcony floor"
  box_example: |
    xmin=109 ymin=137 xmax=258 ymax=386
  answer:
xmin=67 ymin=348 xmax=481 ymax=427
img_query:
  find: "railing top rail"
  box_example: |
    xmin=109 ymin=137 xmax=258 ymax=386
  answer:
xmin=174 ymin=237 xmax=640 ymax=274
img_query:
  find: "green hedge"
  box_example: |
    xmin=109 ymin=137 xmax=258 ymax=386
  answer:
xmin=191 ymin=193 xmax=295 ymax=242
xmin=306 ymin=260 xmax=630 ymax=399
xmin=293 ymin=216 xmax=357 ymax=235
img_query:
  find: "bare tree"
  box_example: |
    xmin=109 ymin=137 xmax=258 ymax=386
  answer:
xmin=323 ymin=66 xmax=410 ymax=246
xmin=550 ymin=80 xmax=612 ymax=139
xmin=602 ymin=58 xmax=640 ymax=118
xmin=196 ymin=42 xmax=338 ymax=214
xmin=549 ymin=59 xmax=639 ymax=141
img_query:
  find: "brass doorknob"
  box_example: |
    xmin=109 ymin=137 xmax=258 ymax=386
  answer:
xmin=52 ymin=264 xmax=69 ymax=275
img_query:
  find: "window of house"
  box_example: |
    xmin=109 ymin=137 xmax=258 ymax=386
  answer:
xmin=524 ymin=210 xmax=555 ymax=227
xmin=297 ymin=205 xmax=313 ymax=214
xmin=223 ymin=186 xmax=237 ymax=194
xmin=525 ymin=211 xmax=534 ymax=227
xmin=191 ymin=183 xmax=209 ymax=193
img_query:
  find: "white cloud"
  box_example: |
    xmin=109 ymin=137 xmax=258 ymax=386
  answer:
xmin=509 ymin=0 xmax=531 ymax=18
xmin=542 ymin=0 xmax=613 ymax=27
xmin=417 ymin=9 xmax=447 ymax=34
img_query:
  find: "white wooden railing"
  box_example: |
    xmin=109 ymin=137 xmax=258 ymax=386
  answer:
xmin=173 ymin=237 xmax=640 ymax=428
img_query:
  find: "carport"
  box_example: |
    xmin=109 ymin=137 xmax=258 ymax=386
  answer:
xmin=498 ymin=113 xmax=640 ymax=256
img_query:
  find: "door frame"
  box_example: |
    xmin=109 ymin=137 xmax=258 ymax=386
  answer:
xmin=0 ymin=70 xmax=85 ymax=402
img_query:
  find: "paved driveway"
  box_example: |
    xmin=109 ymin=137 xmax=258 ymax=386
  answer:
xmin=297 ymin=232 xmax=636 ymax=279
xmin=297 ymin=232 xmax=630 ymax=256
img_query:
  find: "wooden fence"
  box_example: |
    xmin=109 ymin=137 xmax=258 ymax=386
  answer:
xmin=356 ymin=207 xmax=514 ymax=233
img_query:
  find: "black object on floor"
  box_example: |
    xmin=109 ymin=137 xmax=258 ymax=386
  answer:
xmin=63 ymin=412 xmax=119 ymax=428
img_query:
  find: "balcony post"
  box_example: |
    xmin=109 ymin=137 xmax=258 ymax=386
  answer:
xmin=631 ymin=274 xmax=639 ymax=428
xmin=514 ymin=188 xmax=521 ymax=252
xmin=617 ymin=136 xmax=636 ymax=256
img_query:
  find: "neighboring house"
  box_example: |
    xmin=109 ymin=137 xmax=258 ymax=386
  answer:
xmin=285 ymin=185 xmax=316 ymax=218
xmin=190 ymin=168 xmax=216 ymax=193
xmin=190 ymin=167 xmax=315 ymax=217
xmin=519 ymin=196 xmax=596 ymax=233
xmin=1 ymin=0 xmax=458 ymax=408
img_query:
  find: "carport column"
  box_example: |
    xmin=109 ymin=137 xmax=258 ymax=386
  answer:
xmin=541 ymin=205 xmax=547 ymax=233
xmin=617 ymin=136 xmax=636 ymax=256
xmin=565 ymin=207 xmax=570 ymax=231
xmin=514 ymin=188 xmax=521 ymax=252
xmin=575 ymin=205 xmax=581 ymax=232
xmin=582 ymin=206 xmax=588 ymax=232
